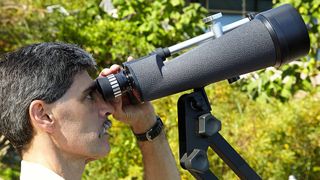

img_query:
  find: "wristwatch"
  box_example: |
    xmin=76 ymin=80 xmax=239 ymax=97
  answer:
xmin=134 ymin=116 xmax=164 ymax=141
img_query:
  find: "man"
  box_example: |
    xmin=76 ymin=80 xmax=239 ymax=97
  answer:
xmin=0 ymin=42 xmax=180 ymax=179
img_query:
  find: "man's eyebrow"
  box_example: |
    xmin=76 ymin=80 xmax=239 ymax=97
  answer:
xmin=82 ymin=82 xmax=97 ymax=95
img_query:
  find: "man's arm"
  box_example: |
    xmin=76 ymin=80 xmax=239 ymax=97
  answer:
xmin=99 ymin=65 xmax=180 ymax=180
xmin=137 ymin=129 xmax=180 ymax=180
xmin=129 ymin=110 xmax=180 ymax=180
xmin=121 ymin=108 xmax=180 ymax=180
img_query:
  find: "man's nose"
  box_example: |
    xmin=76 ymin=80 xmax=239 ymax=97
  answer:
xmin=96 ymin=96 xmax=115 ymax=117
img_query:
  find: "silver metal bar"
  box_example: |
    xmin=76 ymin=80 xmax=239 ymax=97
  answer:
xmin=168 ymin=32 xmax=214 ymax=55
xmin=168 ymin=17 xmax=250 ymax=55
xmin=222 ymin=18 xmax=250 ymax=33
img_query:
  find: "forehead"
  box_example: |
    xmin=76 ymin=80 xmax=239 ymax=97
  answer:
xmin=62 ymin=71 xmax=94 ymax=98
xmin=74 ymin=71 xmax=94 ymax=89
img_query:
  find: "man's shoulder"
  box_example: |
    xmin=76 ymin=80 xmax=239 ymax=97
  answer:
xmin=20 ymin=160 xmax=65 ymax=180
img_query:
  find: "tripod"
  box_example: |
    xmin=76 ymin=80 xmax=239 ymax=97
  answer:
xmin=178 ymin=88 xmax=261 ymax=179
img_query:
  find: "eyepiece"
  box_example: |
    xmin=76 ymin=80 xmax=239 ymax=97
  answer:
xmin=96 ymin=70 xmax=131 ymax=101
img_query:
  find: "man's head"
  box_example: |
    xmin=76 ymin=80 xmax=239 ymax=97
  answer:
xmin=0 ymin=42 xmax=113 ymax=158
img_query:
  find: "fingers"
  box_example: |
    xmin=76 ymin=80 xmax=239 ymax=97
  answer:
xmin=100 ymin=56 xmax=133 ymax=77
xmin=99 ymin=64 xmax=122 ymax=77
xmin=99 ymin=68 xmax=111 ymax=77
xmin=110 ymin=64 xmax=122 ymax=72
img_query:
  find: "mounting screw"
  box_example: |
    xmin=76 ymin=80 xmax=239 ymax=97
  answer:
xmin=180 ymin=149 xmax=209 ymax=173
xmin=198 ymin=113 xmax=221 ymax=137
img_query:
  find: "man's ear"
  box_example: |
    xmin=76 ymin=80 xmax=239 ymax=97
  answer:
xmin=29 ymin=100 xmax=54 ymax=133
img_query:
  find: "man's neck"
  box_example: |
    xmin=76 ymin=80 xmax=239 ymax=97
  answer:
xmin=22 ymin=134 xmax=86 ymax=180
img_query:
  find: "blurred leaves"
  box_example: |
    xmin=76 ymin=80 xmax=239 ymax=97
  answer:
xmin=237 ymin=0 xmax=320 ymax=102
xmin=83 ymin=81 xmax=320 ymax=179
xmin=273 ymin=0 xmax=319 ymax=58
xmin=0 ymin=0 xmax=206 ymax=179
xmin=0 ymin=0 xmax=206 ymax=68
xmin=1 ymin=0 xmax=320 ymax=180
xmin=237 ymin=60 xmax=320 ymax=102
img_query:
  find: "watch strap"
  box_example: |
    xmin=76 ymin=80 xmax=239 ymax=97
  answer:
xmin=134 ymin=116 xmax=163 ymax=141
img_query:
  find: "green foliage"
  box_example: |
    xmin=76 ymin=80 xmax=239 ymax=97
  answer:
xmin=113 ymin=0 xmax=206 ymax=47
xmin=0 ymin=167 xmax=19 ymax=180
xmin=83 ymin=124 xmax=144 ymax=179
xmin=237 ymin=60 xmax=320 ymax=102
xmin=273 ymin=0 xmax=320 ymax=58
xmin=0 ymin=0 xmax=206 ymax=179
xmin=1 ymin=0 xmax=320 ymax=179
xmin=236 ymin=0 xmax=320 ymax=102
xmin=84 ymin=82 xmax=320 ymax=179
xmin=0 ymin=0 xmax=206 ymax=67
xmin=0 ymin=151 xmax=20 ymax=180
xmin=204 ymin=82 xmax=320 ymax=179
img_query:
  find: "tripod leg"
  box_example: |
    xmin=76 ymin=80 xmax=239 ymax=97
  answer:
xmin=208 ymin=133 xmax=261 ymax=179
xmin=178 ymin=88 xmax=261 ymax=179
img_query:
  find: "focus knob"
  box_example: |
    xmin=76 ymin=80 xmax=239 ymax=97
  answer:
xmin=96 ymin=74 xmax=121 ymax=101
xmin=107 ymin=74 xmax=122 ymax=97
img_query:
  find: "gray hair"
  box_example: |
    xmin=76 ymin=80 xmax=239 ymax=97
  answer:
xmin=0 ymin=42 xmax=96 ymax=154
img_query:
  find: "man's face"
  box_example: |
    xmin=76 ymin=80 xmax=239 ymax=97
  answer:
xmin=49 ymin=71 xmax=113 ymax=161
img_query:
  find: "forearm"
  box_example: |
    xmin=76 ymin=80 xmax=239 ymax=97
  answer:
xmin=138 ymin=131 xmax=180 ymax=180
xmin=102 ymin=65 xmax=180 ymax=179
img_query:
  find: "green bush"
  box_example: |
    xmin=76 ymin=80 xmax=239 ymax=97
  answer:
xmin=0 ymin=0 xmax=206 ymax=179
xmin=207 ymin=82 xmax=320 ymax=179
xmin=236 ymin=0 xmax=320 ymax=102
xmin=237 ymin=60 xmax=320 ymax=102
xmin=0 ymin=0 xmax=206 ymax=67
xmin=82 ymin=82 xmax=320 ymax=179
xmin=2 ymin=81 xmax=320 ymax=179
xmin=1 ymin=0 xmax=320 ymax=179
xmin=0 ymin=167 xmax=19 ymax=180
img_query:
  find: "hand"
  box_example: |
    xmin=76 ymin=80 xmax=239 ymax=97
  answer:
xmin=98 ymin=57 xmax=157 ymax=134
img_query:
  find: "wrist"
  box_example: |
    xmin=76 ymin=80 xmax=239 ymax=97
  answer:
xmin=133 ymin=116 xmax=164 ymax=141
xmin=131 ymin=115 xmax=157 ymax=134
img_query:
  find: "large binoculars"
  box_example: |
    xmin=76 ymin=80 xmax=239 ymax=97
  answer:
xmin=96 ymin=4 xmax=310 ymax=103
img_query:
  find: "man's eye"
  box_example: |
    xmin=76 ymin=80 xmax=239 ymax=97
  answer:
xmin=86 ymin=93 xmax=95 ymax=101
